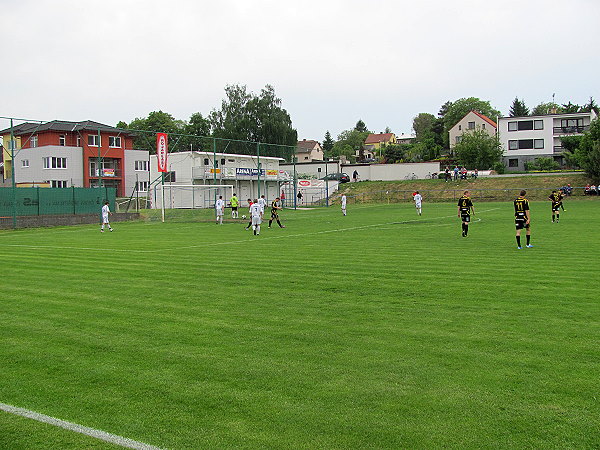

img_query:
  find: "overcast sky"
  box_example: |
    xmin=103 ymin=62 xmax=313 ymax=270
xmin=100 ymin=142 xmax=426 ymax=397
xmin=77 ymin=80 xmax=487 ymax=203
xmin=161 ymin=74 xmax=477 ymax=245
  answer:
xmin=2 ymin=0 xmax=599 ymax=141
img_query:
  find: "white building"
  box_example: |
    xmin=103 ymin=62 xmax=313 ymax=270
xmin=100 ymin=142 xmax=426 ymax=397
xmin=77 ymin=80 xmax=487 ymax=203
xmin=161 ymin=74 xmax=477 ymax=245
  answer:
xmin=449 ymin=111 xmax=497 ymax=150
xmin=149 ymin=151 xmax=290 ymax=208
xmin=498 ymin=111 xmax=597 ymax=171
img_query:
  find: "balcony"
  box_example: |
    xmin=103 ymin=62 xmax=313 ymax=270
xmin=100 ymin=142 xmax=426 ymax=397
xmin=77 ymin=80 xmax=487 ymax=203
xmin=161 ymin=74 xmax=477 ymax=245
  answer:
xmin=553 ymin=125 xmax=589 ymax=135
xmin=554 ymin=146 xmax=564 ymax=153
xmin=89 ymin=168 xmax=122 ymax=178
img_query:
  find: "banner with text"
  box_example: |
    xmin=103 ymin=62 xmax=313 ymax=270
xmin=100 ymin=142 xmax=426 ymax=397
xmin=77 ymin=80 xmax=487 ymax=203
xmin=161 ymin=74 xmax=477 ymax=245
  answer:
xmin=156 ymin=133 xmax=168 ymax=172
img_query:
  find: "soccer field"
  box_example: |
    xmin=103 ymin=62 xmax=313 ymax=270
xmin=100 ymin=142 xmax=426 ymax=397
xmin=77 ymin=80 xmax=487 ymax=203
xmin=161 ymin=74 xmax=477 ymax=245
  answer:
xmin=1 ymin=200 xmax=599 ymax=448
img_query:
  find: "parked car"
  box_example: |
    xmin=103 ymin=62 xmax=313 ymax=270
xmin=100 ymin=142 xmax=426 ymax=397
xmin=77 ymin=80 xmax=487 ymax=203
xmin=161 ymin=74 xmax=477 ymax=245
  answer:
xmin=320 ymin=172 xmax=350 ymax=183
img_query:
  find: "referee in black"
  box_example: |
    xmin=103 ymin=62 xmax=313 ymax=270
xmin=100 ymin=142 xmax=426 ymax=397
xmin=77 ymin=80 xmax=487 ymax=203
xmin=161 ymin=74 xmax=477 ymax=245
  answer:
xmin=457 ymin=190 xmax=474 ymax=237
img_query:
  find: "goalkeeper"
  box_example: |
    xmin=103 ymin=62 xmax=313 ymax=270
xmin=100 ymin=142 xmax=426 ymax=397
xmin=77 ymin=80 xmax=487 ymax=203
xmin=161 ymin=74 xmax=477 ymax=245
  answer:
xmin=268 ymin=197 xmax=285 ymax=228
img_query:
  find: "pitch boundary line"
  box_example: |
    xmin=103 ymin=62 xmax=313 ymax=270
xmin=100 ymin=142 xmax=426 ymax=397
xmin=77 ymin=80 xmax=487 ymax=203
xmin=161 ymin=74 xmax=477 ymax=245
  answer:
xmin=0 ymin=402 xmax=162 ymax=450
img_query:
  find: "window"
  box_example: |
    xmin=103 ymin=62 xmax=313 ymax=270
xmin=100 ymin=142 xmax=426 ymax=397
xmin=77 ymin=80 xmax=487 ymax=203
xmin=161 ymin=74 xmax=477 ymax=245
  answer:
xmin=135 ymin=160 xmax=149 ymax=171
xmin=534 ymin=120 xmax=544 ymax=130
xmin=164 ymin=171 xmax=176 ymax=182
xmin=136 ymin=181 xmax=149 ymax=191
xmin=88 ymin=134 xmax=100 ymax=146
xmin=30 ymin=135 xmax=38 ymax=147
xmin=317 ymin=167 xmax=322 ymax=173
xmin=518 ymin=139 xmax=534 ymax=149
xmin=109 ymin=136 xmax=121 ymax=148
xmin=508 ymin=122 xmax=517 ymax=131
xmin=508 ymin=140 xmax=518 ymax=150
xmin=456 ymin=136 xmax=462 ymax=144
xmin=59 ymin=135 xmax=66 ymax=146
xmin=534 ymin=139 xmax=544 ymax=149
xmin=458 ymin=125 xmax=462 ymax=131
xmin=43 ymin=156 xmax=67 ymax=169
xmin=482 ymin=123 xmax=486 ymax=130
xmin=468 ymin=122 xmax=475 ymax=130
xmin=508 ymin=158 xmax=519 ymax=167
xmin=204 ymin=158 xmax=209 ymax=165
xmin=51 ymin=180 xmax=68 ymax=188
xmin=518 ymin=121 xmax=534 ymax=131
xmin=21 ymin=159 xmax=29 ymax=168
xmin=220 ymin=158 xmax=225 ymax=165
xmin=77 ymin=136 xmax=81 ymax=147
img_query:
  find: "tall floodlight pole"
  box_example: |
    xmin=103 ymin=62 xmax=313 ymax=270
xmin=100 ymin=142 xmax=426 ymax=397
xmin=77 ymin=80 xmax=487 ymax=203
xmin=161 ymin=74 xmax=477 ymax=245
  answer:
xmin=256 ymin=142 xmax=261 ymax=199
xmin=324 ymin=149 xmax=329 ymax=207
xmin=10 ymin=118 xmax=17 ymax=229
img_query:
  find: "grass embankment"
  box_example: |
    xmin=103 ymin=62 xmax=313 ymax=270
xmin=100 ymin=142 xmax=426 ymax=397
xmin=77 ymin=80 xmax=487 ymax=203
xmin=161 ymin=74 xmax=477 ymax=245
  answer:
xmin=337 ymin=173 xmax=590 ymax=203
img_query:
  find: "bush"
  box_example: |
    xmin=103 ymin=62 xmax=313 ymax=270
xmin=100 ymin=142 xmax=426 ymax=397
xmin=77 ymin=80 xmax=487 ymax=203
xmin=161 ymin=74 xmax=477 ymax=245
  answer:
xmin=524 ymin=157 xmax=560 ymax=172
xmin=492 ymin=162 xmax=506 ymax=174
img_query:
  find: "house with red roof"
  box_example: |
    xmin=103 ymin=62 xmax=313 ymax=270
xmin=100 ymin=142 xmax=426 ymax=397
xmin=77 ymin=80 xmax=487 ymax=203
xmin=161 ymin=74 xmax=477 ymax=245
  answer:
xmin=449 ymin=111 xmax=497 ymax=150
xmin=296 ymin=139 xmax=324 ymax=162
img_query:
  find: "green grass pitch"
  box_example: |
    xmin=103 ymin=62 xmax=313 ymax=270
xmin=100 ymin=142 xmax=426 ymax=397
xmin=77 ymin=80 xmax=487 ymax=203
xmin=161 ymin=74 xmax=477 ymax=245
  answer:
xmin=1 ymin=200 xmax=600 ymax=448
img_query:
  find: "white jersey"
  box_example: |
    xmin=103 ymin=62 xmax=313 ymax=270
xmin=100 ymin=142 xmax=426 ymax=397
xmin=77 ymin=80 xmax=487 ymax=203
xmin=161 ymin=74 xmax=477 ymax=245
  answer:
xmin=250 ymin=203 xmax=262 ymax=218
xmin=258 ymin=197 xmax=266 ymax=213
xmin=341 ymin=195 xmax=347 ymax=208
xmin=215 ymin=199 xmax=224 ymax=214
xmin=102 ymin=204 xmax=110 ymax=216
xmin=414 ymin=194 xmax=422 ymax=205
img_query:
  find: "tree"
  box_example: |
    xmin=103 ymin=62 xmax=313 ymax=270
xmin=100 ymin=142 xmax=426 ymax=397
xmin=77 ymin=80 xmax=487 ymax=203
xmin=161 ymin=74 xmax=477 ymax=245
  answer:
xmin=438 ymin=101 xmax=453 ymax=118
xmin=332 ymin=128 xmax=369 ymax=159
xmin=124 ymin=110 xmax=183 ymax=152
xmin=572 ymin=119 xmax=600 ymax=181
xmin=354 ymin=120 xmax=369 ymax=133
xmin=384 ymin=126 xmax=392 ymax=134
xmin=509 ymin=97 xmax=530 ymax=117
xmin=383 ymin=144 xmax=411 ymax=163
xmin=322 ymin=131 xmax=334 ymax=153
xmin=531 ymin=102 xmax=563 ymax=116
xmin=582 ymin=97 xmax=599 ymax=114
xmin=453 ymin=129 xmax=503 ymax=169
xmin=412 ymin=113 xmax=437 ymax=141
xmin=561 ymin=102 xmax=581 ymax=114
xmin=209 ymin=84 xmax=297 ymax=154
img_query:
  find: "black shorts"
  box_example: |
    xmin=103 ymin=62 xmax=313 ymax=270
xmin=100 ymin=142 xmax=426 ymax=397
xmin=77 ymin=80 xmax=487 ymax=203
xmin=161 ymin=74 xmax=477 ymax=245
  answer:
xmin=461 ymin=214 xmax=470 ymax=223
xmin=515 ymin=217 xmax=530 ymax=230
xmin=551 ymin=204 xmax=560 ymax=212
xmin=232 ymin=206 xmax=238 ymax=211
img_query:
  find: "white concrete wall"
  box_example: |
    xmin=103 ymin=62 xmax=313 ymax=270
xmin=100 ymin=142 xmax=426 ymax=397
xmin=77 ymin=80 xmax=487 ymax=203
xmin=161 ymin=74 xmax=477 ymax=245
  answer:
xmin=342 ymin=162 xmax=440 ymax=181
xmin=14 ymin=145 xmax=84 ymax=187
xmin=279 ymin=161 xmax=341 ymax=178
xmin=124 ymin=149 xmax=150 ymax=195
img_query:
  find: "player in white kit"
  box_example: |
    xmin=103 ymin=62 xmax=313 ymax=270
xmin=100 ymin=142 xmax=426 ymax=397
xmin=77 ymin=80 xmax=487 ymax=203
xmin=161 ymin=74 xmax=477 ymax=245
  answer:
xmin=101 ymin=201 xmax=113 ymax=232
xmin=413 ymin=191 xmax=422 ymax=216
xmin=215 ymin=196 xmax=225 ymax=224
xmin=341 ymin=194 xmax=347 ymax=216
xmin=250 ymin=199 xmax=263 ymax=235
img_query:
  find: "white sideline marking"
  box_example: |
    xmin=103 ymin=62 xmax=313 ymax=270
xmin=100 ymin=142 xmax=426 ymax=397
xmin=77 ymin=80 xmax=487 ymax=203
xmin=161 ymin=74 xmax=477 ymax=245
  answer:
xmin=0 ymin=402 xmax=163 ymax=450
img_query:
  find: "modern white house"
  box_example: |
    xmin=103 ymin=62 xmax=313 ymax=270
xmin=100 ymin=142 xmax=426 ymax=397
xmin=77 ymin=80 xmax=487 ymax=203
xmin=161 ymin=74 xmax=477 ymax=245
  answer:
xmin=498 ymin=111 xmax=597 ymax=171
xmin=449 ymin=110 xmax=497 ymax=151
xmin=149 ymin=151 xmax=291 ymax=208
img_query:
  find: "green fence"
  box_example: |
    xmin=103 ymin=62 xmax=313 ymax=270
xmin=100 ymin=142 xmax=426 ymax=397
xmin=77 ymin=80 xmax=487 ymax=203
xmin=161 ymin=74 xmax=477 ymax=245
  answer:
xmin=0 ymin=187 xmax=115 ymax=217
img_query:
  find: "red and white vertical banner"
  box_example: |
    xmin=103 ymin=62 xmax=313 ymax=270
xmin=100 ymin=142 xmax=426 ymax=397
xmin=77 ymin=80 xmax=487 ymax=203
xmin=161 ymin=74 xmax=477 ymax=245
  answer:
xmin=156 ymin=133 xmax=168 ymax=172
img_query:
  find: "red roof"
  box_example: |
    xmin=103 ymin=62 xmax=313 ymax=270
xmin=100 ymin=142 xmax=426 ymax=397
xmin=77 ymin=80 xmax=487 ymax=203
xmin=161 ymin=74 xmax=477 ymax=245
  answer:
xmin=365 ymin=133 xmax=394 ymax=144
xmin=297 ymin=140 xmax=320 ymax=151
xmin=470 ymin=110 xmax=497 ymax=128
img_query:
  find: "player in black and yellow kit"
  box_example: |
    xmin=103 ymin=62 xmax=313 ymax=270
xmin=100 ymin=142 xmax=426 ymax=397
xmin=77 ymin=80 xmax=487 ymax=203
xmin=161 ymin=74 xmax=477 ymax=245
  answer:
xmin=457 ymin=190 xmax=474 ymax=237
xmin=514 ymin=190 xmax=533 ymax=249
xmin=268 ymin=197 xmax=285 ymax=228
xmin=548 ymin=190 xmax=563 ymax=222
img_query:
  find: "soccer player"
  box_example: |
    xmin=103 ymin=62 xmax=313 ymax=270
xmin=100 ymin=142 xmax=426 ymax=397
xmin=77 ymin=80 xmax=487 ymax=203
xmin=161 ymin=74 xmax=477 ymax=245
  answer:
xmin=268 ymin=197 xmax=285 ymax=228
xmin=215 ymin=195 xmax=225 ymax=225
xmin=341 ymin=194 xmax=347 ymax=216
xmin=250 ymin=198 xmax=262 ymax=235
xmin=100 ymin=201 xmax=113 ymax=232
xmin=515 ymin=190 xmax=533 ymax=249
xmin=414 ymin=191 xmax=422 ymax=216
xmin=457 ymin=190 xmax=474 ymax=237
xmin=548 ymin=190 xmax=563 ymax=222
xmin=258 ymin=194 xmax=267 ymax=212
xmin=245 ymin=198 xmax=253 ymax=230
xmin=230 ymin=193 xmax=239 ymax=218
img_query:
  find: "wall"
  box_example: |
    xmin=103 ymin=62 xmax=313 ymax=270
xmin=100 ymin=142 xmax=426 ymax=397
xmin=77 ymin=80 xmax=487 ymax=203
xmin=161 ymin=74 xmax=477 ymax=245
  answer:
xmin=123 ymin=149 xmax=150 ymax=196
xmin=14 ymin=145 xmax=84 ymax=187
xmin=342 ymin=162 xmax=440 ymax=181
xmin=0 ymin=212 xmax=139 ymax=229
